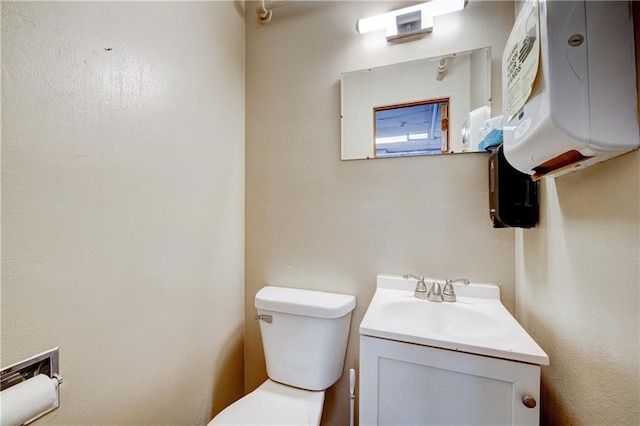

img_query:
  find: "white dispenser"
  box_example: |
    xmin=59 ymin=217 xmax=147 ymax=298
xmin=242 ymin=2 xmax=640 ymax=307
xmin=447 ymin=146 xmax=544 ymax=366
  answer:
xmin=502 ymin=0 xmax=638 ymax=179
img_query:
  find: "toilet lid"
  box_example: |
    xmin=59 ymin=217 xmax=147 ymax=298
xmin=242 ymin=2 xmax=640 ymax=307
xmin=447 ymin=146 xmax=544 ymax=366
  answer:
xmin=208 ymin=379 xmax=324 ymax=426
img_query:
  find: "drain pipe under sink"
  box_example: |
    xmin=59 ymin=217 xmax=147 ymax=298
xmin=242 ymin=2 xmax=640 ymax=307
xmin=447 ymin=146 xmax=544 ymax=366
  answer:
xmin=349 ymin=368 xmax=356 ymax=426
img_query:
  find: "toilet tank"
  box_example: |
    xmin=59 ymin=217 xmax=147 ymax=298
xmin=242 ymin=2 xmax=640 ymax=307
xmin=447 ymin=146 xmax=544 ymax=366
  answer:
xmin=255 ymin=286 xmax=356 ymax=391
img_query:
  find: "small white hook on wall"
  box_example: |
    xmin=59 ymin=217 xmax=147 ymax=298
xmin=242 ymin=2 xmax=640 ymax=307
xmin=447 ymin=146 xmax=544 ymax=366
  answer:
xmin=436 ymin=57 xmax=448 ymax=81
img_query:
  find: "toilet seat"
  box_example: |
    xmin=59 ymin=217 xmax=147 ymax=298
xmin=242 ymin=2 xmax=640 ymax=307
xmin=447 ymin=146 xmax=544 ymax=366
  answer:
xmin=208 ymin=379 xmax=324 ymax=426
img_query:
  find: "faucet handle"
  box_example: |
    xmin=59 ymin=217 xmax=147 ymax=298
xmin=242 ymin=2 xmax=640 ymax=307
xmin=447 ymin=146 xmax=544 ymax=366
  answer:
xmin=442 ymin=278 xmax=470 ymax=302
xmin=403 ymin=274 xmax=428 ymax=299
xmin=403 ymin=274 xmax=423 ymax=281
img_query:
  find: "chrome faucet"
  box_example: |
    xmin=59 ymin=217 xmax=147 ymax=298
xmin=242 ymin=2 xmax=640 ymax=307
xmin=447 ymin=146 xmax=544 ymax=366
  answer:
xmin=403 ymin=274 xmax=443 ymax=302
xmin=427 ymin=281 xmax=442 ymax=302
xmin=441 ymin=278 xmax=470 ymax=302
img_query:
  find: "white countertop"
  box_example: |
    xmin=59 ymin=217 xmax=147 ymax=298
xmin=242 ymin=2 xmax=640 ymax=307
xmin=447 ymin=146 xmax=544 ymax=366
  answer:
xmin=359 ymin=274 xmax=549 ymax=365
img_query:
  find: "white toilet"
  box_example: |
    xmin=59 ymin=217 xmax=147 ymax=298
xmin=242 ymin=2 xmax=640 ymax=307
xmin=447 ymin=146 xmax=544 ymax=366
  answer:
xmin=209 ymin=286 xmax=356 ymax=425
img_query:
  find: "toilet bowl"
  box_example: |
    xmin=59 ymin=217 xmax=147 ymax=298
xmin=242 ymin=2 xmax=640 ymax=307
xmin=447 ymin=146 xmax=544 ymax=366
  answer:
xmin=208 ymin=380 xmax=324 ymax=425
xmin=208 ymin=286 xmax=356 ymax=426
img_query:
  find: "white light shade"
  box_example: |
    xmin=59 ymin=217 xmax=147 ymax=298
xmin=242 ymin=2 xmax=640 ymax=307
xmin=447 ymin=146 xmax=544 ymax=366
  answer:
xmin=356 ymin=12 xmax=390 ymax=34
xmin=356 ymin=0 xmax=467 ymax=39
xmin=357 ymin=3 xmax=427 ymax=34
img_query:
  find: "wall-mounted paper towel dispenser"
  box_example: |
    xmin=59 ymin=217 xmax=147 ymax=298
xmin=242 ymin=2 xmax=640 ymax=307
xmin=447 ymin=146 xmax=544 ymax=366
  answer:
xmin=502 ymin=0 xmax=639 ymax=180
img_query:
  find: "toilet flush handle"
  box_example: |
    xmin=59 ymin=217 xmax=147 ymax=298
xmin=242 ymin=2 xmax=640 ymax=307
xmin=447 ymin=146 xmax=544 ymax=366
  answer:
xmin=254 ymin=314 xmax=273 ymax=323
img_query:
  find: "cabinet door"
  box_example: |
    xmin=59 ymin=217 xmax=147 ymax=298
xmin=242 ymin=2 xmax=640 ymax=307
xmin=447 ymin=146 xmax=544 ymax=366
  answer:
xmin=360 ymin=336 xmax=540 ymax=426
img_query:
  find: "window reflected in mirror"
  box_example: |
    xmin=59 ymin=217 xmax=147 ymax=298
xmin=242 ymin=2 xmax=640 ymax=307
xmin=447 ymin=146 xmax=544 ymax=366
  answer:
xmin=340 ymin=46 xmax=491 ymax=160
xmin=374 ymin=99 xmax=450 ymax=158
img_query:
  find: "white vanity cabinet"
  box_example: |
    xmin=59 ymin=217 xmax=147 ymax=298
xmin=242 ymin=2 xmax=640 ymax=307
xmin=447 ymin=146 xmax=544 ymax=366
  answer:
xmin=358 ymin=275 xmax=549 ymax=426
xmin=359 ymin=335 xmax=541 ymax=425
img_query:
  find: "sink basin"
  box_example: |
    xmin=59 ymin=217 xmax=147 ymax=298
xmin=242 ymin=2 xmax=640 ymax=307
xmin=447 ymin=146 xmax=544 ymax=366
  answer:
xmin=381 ymin=298 xmax=505 ymax=338
xmin=360 ymin=274 xmax=549 ymax=365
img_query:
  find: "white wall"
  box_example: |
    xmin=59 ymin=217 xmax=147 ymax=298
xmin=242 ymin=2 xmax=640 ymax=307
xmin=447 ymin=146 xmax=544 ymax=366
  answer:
xmin=245 ymin=2 xmax=515 ymax=424
xmin=516 ymin=150 xmax=640 ymax=424
xmin=1 ymin=2 xmax=245 ymax=424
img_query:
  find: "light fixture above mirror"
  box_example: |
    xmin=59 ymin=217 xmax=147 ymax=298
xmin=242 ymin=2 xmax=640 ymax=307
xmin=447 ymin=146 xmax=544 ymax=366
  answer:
xmin=356 ymin=0 xmax=468 ymax=42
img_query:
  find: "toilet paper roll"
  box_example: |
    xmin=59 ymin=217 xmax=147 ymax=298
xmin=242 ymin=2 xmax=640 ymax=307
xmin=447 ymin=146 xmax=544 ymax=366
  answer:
xmin=0 ymin=374 xmax=59 ymax=426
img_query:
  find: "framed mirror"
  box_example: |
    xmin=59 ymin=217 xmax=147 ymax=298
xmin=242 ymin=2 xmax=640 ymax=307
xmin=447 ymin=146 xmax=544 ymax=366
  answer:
xmin=341 ymin=47 xmax=491 ymax=160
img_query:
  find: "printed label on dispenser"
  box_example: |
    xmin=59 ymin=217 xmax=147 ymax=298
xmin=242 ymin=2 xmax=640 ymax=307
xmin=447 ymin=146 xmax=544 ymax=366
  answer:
xmin=505 ymin=0 xmax=540 ymax=121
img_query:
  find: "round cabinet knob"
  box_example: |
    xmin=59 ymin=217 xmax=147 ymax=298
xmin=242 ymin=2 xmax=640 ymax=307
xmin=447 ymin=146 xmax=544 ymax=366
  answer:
xmin=522 ymin=395 xmax=537 ymax=409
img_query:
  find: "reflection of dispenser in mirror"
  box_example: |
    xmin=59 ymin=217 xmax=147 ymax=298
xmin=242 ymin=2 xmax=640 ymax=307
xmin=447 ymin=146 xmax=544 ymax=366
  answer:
xmin=488 ymin=145 xmax=538 ymax=228
xmin=462 ymin=106 xmax=490 ymax=152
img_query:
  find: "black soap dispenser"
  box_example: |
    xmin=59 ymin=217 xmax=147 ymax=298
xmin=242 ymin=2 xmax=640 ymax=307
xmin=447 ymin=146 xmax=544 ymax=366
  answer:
xmin=488 ymin=145 xmax=539 ymax=228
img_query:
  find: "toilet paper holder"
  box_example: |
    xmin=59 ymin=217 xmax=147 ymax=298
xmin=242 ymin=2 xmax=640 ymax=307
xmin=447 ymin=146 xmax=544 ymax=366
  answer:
xmin=0 ymin=347 xmax=62 ymax=424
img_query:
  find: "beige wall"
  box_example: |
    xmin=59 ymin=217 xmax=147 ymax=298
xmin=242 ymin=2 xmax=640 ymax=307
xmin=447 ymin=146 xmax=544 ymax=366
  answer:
xmin=1 ymin=2 xmax=245 ymax=425
xmin=516 ymin=149 xmax=640 ymax=425
xmin=245 ymin=2 xmax=515 ymax=424
xmin=9 ymin=2 xmax=634 ymax=426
